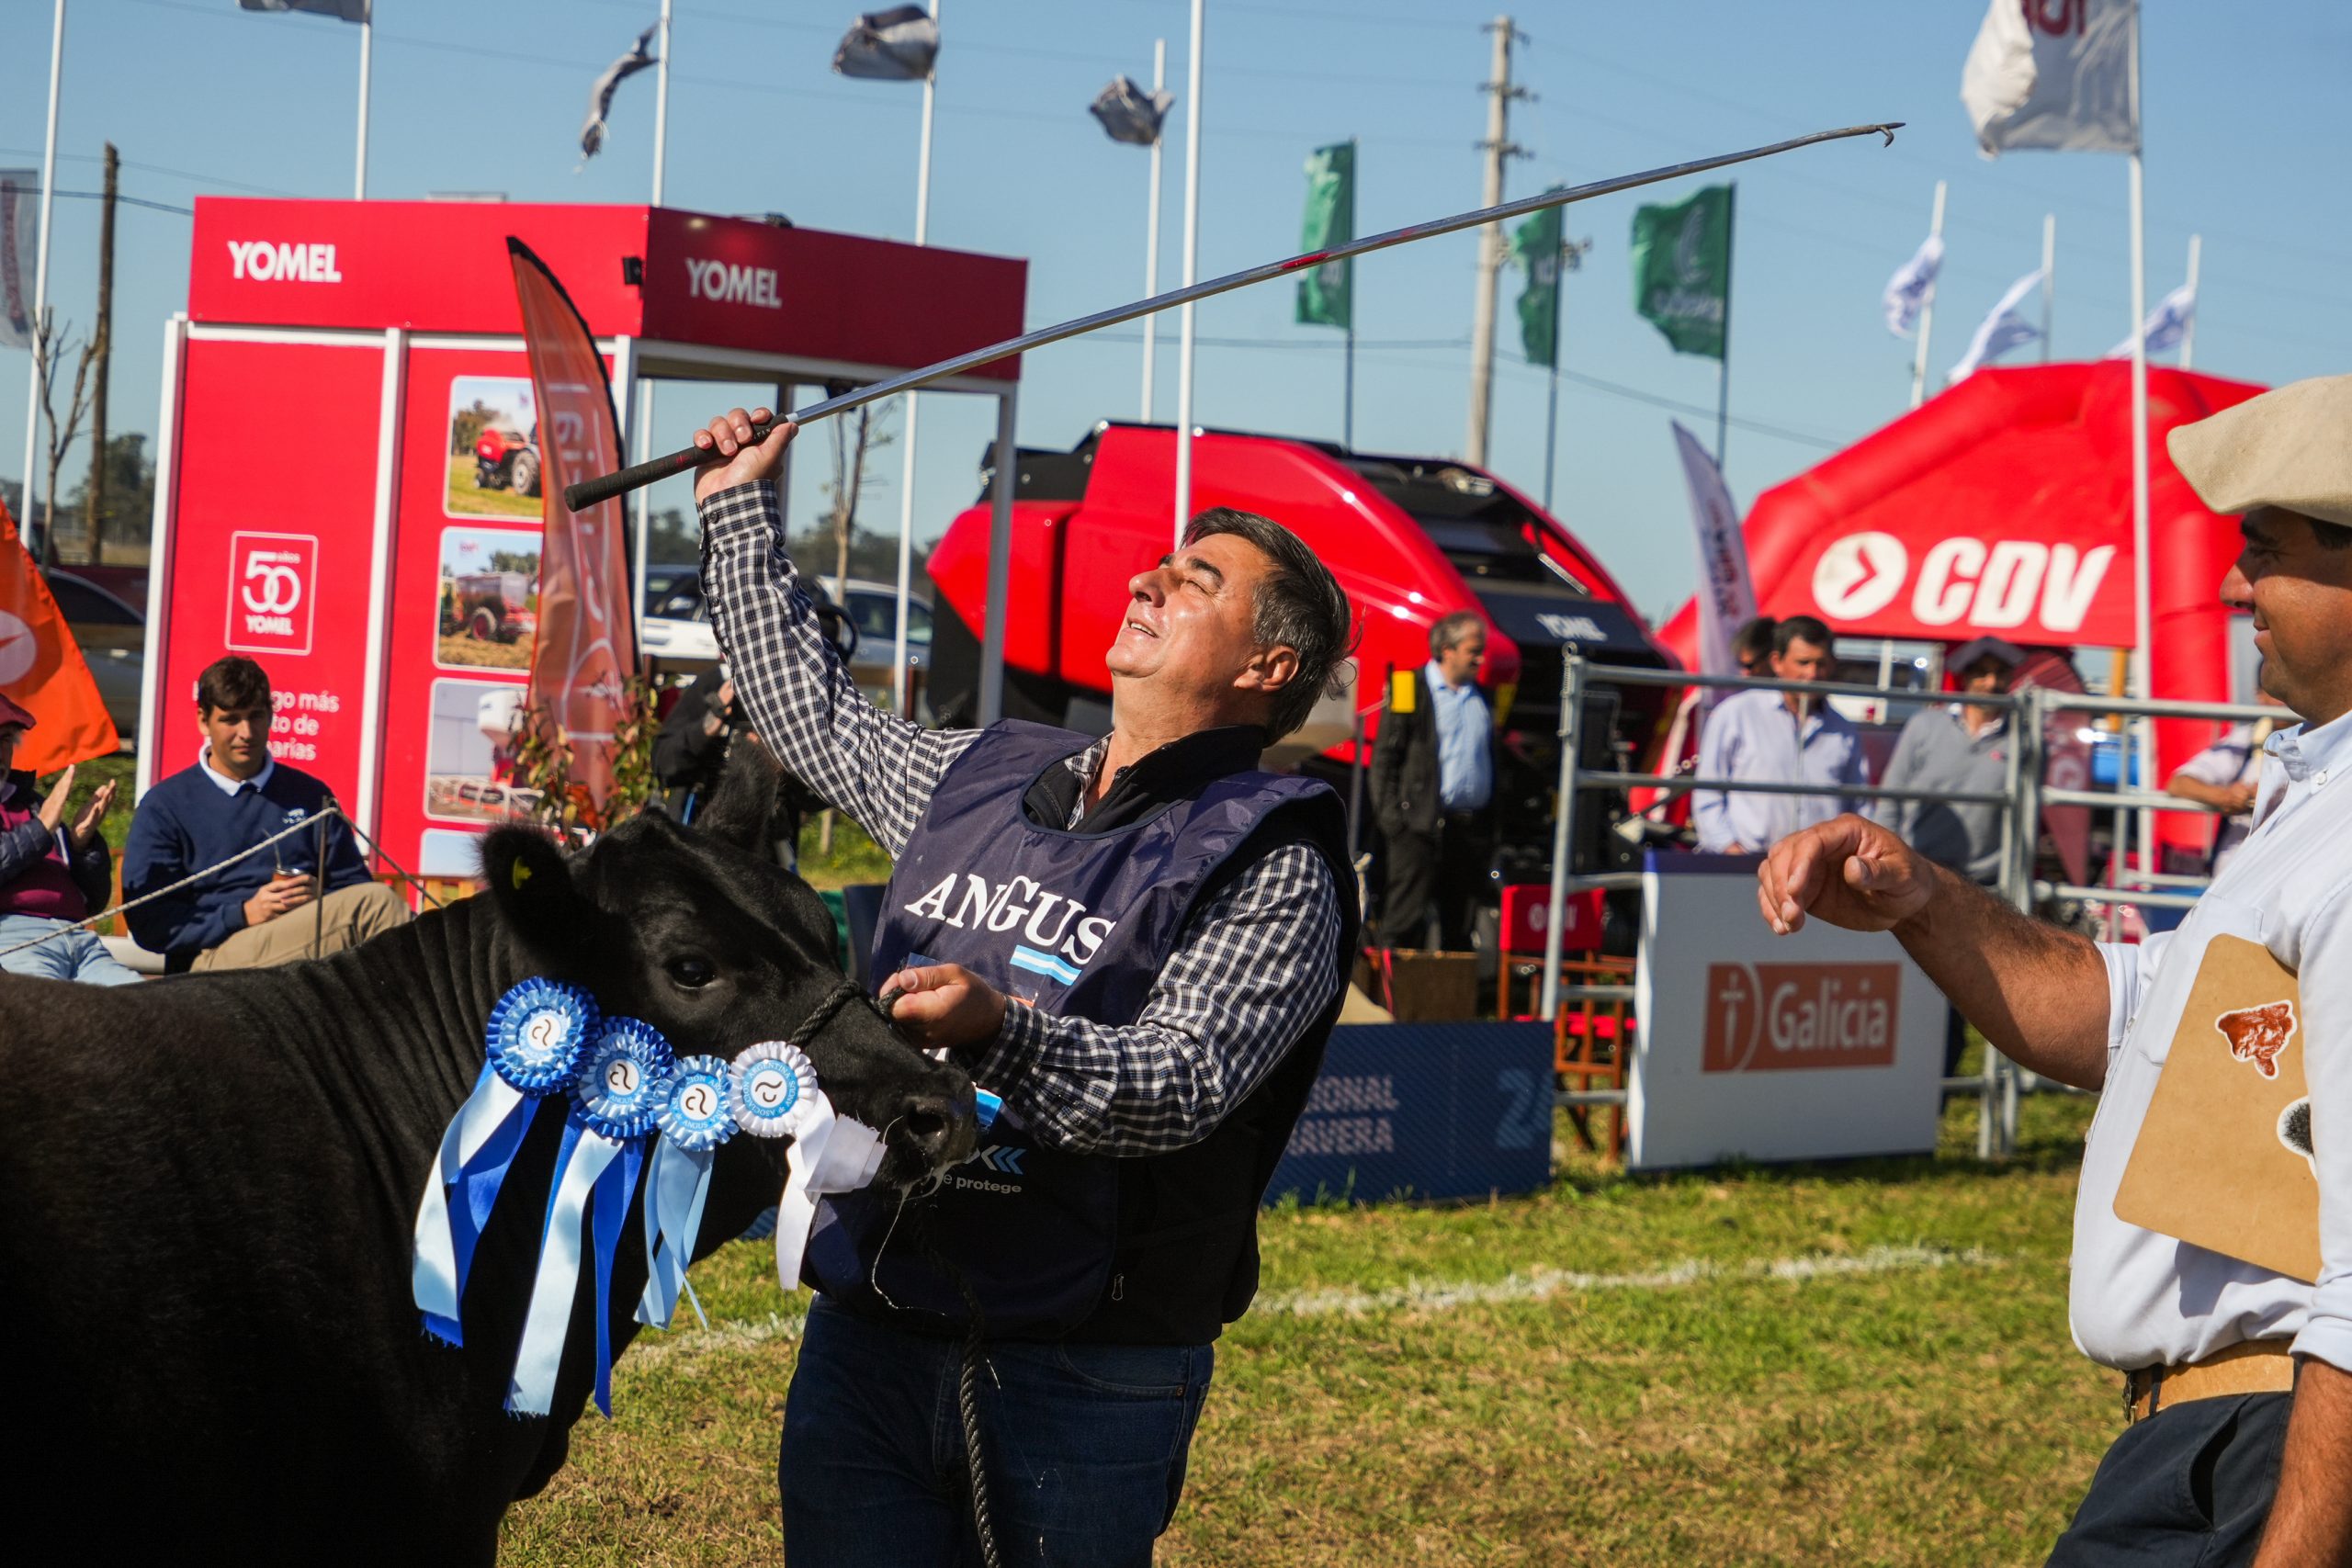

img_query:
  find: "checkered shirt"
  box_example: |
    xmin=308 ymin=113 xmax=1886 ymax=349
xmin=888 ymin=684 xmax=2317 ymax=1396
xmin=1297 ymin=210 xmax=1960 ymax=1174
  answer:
xmin=698 ymin=481 xmax=1343 ymax=1156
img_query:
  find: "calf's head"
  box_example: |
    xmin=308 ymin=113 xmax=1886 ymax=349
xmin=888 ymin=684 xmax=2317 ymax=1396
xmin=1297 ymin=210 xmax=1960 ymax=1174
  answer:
xmin=479 ymin=745 xmax=975 ymax=1194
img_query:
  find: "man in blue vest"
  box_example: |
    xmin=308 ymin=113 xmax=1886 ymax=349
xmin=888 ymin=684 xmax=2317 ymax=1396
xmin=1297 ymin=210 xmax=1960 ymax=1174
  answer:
xmin=690 ymin=406 xmax=1360 ymax=1567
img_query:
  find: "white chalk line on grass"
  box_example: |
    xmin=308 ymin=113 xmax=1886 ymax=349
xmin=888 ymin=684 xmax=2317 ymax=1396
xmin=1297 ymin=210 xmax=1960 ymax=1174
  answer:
xmin=625 ymin=1245 xmax=2004 ymax=1364
xmin=1253 ymin=1243 xmax=2007 ymax=1320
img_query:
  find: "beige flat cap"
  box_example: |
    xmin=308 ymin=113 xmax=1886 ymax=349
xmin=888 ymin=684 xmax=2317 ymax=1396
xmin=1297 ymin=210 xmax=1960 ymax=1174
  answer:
xmin=2167 ymin=374 xmax=2352 ymax=527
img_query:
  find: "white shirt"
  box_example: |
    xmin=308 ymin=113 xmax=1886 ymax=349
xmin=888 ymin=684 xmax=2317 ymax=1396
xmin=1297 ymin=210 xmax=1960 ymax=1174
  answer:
xmin=1690 ymin=686 xmax=1867 ymax=853
xmin=198 ymin=745 xmax=275 ymax=797
xmin=2072 ymin=706 xmax=2352 ymax=1372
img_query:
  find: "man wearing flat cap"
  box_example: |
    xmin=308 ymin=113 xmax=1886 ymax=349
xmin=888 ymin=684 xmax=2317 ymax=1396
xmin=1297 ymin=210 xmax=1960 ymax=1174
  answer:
xmin=1756 ymin=374 xmax=2352 ymax=1565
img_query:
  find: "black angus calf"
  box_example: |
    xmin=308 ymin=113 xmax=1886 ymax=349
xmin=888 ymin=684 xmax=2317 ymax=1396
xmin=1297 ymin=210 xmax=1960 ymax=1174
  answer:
xmin=0 ymin=749 xmax=973 ymax=1562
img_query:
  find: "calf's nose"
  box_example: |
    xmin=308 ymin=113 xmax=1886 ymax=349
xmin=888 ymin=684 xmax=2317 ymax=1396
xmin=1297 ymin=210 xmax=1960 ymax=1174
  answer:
xmin=895 ymin=1089 xmax=974 ymax=1168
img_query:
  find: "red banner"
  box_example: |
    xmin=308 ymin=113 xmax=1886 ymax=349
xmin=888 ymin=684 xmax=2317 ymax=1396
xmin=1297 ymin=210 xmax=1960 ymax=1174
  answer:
xmin=0 ymin=496 xmax=119 ymax=772
xmin=507 ymin=238 xmax=636 ymax=809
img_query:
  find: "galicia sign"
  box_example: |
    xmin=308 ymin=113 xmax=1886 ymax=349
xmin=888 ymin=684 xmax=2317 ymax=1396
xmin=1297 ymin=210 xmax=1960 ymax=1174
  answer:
xmin=1701 ymin=961 xmax=1900 ymax=1073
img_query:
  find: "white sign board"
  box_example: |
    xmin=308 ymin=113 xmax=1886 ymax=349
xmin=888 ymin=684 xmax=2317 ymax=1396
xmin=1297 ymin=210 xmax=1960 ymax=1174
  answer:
xmin=1630 ymin=858 xmax=1950 ymax=1170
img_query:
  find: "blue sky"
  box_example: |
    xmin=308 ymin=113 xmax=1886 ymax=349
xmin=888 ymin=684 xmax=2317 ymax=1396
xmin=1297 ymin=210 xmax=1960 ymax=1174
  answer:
xmin=6 ymin=0 xmax=2349 ymax=620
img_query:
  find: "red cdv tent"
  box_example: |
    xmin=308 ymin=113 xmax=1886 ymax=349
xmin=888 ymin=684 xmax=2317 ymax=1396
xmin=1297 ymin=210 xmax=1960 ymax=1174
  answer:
xmin=1659 ymin=363 xmax=2267 ymax=850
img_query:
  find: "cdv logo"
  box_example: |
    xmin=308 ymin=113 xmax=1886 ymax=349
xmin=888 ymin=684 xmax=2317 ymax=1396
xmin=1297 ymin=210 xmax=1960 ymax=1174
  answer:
xmin=1702 ymin=962 xmax=1901 ymax=1073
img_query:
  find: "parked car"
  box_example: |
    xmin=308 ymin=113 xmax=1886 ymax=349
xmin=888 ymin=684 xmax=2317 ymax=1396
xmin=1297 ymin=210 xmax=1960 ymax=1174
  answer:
xmin=641 ymin=569 xmax=928 ymax=715
xmin=45 ymin=570 xmax=144 ymax=746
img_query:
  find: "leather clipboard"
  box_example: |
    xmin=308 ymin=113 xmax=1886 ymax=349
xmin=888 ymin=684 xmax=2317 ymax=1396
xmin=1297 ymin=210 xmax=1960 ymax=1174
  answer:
xmin=2111 ymin=934 xmax=2318 ymax=1283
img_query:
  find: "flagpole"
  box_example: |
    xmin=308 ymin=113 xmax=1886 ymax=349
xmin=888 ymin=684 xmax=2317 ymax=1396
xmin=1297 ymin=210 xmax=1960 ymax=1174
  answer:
xmin=2178 ymin=232 xmax=2200 ymax=370
xmin=2039 ymin=211 xmax=2054 ymax=362
xmin=1141 ymin=38 xmax=1165 ymax=423
xmin=18 ymin=0 xmax=64 ymax=558
xmin=354 ymin=9 xmax=371 ymax=199
xmin=651 ymin=0 xmax=672 ymax=203
xmin=891 ymin=0 xmax=939 ymax=714
xmin=633 ymin=0 xmax=673 ymax=652
xmin=1908 ymin=180 xmax=1945 ymax=410
xmin=1174 ymin=0 xmax=1204 ymax=547
xmin=1713 ymin=184 xmax=1735 ymax=466
xmin=2126 ymin=19 xmax=2155 ymax=883
xmin=1342 ymin=133 xmax=1356 ymax=451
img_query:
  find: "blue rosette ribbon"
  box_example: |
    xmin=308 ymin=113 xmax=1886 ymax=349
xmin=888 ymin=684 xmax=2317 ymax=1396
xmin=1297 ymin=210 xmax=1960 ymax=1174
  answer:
xmin=732 ymin=1041 xmax=888 ymax=1295
xmin=508 ymin=1018 xmax=675 ymax=1417
xmin=411 ymin=979 xmax=596 ymax=1347
xmin=636 ymin=1055 xmax=738 ymax=1332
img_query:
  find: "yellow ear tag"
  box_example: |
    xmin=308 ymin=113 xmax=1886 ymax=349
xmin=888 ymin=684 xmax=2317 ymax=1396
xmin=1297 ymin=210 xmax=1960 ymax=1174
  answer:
xmin=511 ymin=859 xmax=533 ymax=891
xmin=1389 ymin=670 xmax=1417 ymax=715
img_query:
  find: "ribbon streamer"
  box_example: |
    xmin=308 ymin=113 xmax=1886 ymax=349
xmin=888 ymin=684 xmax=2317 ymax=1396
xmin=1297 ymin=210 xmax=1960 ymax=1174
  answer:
xmin=505 ymin=1117 xmax=624 ymax=1416
xmin=413 ymin=979 xmax=597 ymax=1346
xmin=732 ymin=1040 xmax=886 ymax=1292
xmin=639 ymin=1055 xmax=737 ymax=1329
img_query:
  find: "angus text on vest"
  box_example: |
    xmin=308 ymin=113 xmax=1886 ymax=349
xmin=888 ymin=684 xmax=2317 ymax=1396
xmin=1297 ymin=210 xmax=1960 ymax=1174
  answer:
xmin=901 ymin=873 xmax=1115 ymax=969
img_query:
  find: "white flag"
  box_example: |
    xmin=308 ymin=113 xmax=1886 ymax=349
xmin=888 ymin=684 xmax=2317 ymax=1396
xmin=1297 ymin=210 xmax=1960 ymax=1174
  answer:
xmin=1950 ymin=268 xmax=2046 ymax=382
xmin=833 ymin=6 xmax=940 ymax=82
xmin=1961 ymin=0 xmax=2139 ymax=157
xmin=1883 ymin=232 xmax=1944 ymax=338
xmin=580 ymin=27 xmax=659 ymax=164
xmin=0 ymin=170 xmax=34 ymax=353
xmin=2105 ymin=282 xmax=2195 ymax=359
xmin=1672 ymin=422 xmax=1756 ymax=684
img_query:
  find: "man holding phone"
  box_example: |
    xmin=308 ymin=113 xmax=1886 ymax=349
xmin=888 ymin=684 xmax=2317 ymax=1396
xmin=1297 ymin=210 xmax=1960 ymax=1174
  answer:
xmin=121 ymin=655 xmax=408 ymax=971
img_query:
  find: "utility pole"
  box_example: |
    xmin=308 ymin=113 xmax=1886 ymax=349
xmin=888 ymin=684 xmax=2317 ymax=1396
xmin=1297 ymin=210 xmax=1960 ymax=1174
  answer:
xmin=82 ymin=141 xmax=114 ymax=565
xmin=1464 ymin=15 xmax=1526 ymax=468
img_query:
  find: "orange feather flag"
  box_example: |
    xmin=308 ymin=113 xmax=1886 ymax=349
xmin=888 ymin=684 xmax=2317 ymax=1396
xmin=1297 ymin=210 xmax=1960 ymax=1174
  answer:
xmin=0 ymin=496 xmax=120 ymax=772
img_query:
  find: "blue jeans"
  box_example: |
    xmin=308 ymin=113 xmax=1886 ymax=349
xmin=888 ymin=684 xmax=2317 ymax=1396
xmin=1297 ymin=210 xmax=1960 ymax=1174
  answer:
xmin=0 ymin=913 xmax=142 ymax=986
xmin=780 ymin=1296 xmax=1214 ymax=1567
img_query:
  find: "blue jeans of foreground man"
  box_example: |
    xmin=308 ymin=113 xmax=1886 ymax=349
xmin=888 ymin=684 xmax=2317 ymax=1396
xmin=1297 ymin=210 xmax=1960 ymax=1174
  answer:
xmin=0 ymin=914 xmax=142 ymax=986
xmin=780 ymin=1295 xmax=1214 ymax=1567
xmin=2045 ymin=1392 xmax=2288 ymax=1566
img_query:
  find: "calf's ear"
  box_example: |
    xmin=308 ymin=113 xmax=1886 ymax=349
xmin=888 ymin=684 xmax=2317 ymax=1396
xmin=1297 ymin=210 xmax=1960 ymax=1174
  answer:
xmin=481 ymin=827 xmax=594 ymax=955
xmin=695 ymin=737 xmax=782 ymax=854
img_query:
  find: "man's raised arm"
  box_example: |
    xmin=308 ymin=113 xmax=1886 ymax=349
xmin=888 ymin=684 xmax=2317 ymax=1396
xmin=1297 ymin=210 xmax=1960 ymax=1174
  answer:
xmin=1758 ymin=813 xmax=2111 ymax=1089
xmin=689 ymin=407 xmax=977 ymax=857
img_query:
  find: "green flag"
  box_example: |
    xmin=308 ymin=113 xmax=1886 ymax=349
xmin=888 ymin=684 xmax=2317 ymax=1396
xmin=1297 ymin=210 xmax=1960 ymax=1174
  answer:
xmin=1295 ymin=141 xmax=1354 ymax=329
xmin=1630 ymin=184 xmax=1733 ymax=360
xmin=1511 ymin=195 xmax=1564 ymax=367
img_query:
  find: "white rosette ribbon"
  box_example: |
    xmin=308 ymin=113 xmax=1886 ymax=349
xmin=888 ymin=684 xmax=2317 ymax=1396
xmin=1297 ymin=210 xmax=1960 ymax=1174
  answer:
xmin=731 ymin=1041 xmax=888 ymax=1293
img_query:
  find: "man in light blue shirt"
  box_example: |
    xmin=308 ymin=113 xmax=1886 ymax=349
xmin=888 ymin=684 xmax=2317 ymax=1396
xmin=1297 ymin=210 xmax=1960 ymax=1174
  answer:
xmin=1691 ymin=615 xmax=1866 ymax=855
xmin=1370 ymin=611 xmax=1495 ymax=948
xmin=1756 ymin=375 xmax=2352 ymax=1566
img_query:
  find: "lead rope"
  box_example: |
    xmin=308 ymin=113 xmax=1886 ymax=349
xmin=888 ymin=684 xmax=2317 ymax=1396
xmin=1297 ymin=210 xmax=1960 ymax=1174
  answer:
xmin=922 ymin=1229 xmax=1004 ymax=1568
xmin=863 ymin=985 xmax=1005 ymax=1567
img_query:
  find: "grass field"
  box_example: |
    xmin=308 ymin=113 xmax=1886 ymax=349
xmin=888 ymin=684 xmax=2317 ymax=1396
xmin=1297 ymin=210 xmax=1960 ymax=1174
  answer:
xmin=501 ymin=1086 xmax=2111 ymax=1567
xmin=439 ymin=630 xmax=534 ymax=670
xmin=449 ymin=454 xmax=546 ymax=521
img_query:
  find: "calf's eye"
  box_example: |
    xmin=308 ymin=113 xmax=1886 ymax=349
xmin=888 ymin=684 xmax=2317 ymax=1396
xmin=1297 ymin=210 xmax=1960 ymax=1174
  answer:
xmin=666 ymin=956 xmax=718 ymax=989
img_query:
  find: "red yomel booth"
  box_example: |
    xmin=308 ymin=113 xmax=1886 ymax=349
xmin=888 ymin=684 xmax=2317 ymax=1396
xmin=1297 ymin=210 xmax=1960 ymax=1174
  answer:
xmin=139 ymin=197 xmax=1025 ymax=886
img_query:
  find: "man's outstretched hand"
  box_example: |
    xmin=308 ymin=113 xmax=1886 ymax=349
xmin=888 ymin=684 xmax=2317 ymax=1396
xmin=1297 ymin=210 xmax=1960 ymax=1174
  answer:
xmin=880 ymin=963 xmax=1011 ymax=1052
xmin=691 ymin=406 xmax=799 ymax=504
xmin=1757 ymin=814 xmax=1938 ymax=936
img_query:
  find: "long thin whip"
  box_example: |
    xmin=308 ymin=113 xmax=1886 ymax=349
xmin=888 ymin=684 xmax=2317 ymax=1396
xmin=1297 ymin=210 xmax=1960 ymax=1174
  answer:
xmin=563 ymin=120 xmax=1900 ymax=512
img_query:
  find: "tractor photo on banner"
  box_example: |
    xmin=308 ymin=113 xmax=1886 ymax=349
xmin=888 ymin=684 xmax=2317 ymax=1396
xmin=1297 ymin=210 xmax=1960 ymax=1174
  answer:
xmin=506 ymin=237 xmax=639 ymax=819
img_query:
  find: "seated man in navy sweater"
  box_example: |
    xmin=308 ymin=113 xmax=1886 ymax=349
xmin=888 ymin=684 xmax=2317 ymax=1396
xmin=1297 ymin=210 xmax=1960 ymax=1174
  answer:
xmin=122 ymin=655 xmax=408 ymax=971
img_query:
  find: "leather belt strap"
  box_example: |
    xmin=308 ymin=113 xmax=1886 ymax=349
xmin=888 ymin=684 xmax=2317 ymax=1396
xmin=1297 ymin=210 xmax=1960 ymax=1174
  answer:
xmin=2123 ymin=1341 xmax=2296 ymax=1425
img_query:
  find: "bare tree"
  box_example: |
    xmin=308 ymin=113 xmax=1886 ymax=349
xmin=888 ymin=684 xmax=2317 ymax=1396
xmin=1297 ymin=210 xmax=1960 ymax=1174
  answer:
xmin=821 ymin=400 xmax=897 ymax=602
xmin=30 ymin=308 xmax=97 ymax=571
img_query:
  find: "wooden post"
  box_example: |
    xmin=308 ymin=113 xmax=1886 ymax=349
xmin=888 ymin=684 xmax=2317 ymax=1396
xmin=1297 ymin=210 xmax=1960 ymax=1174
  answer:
xmin=83 ymin=142 xmax=116 ymax=566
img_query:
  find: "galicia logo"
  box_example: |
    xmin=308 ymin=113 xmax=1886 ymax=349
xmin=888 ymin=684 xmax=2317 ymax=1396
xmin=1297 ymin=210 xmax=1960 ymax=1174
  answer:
xmin=901 ymin=874 xmax=1114 ymax=974
xmin=1702 ymin=961 xmax=1900 ymax=1073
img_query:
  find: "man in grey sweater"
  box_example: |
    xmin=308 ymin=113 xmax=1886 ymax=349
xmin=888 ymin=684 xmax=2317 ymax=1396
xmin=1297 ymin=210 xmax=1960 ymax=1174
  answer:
xmin=1870 ymin=637 xmax=2024 ymax=1071
xmin=1871 ymin=637 xmax=2023 ymax=884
